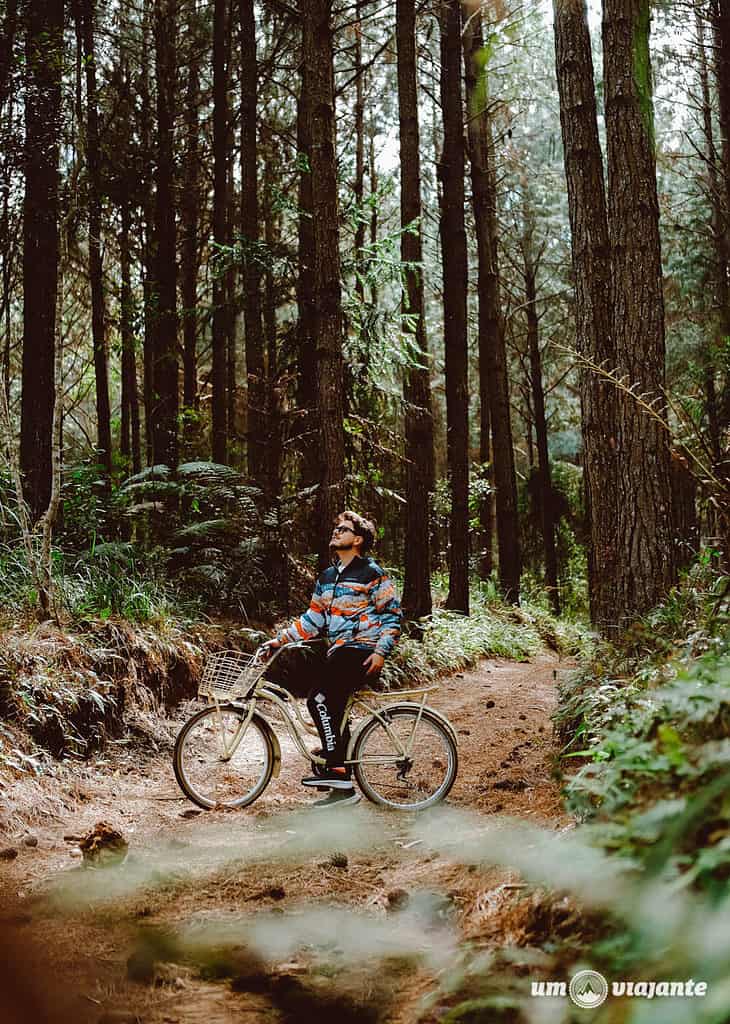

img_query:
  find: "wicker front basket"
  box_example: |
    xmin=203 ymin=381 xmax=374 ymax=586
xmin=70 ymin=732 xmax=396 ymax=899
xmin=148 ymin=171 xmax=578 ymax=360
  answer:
xmin=198 ymin=651 xmax=266 ymax=702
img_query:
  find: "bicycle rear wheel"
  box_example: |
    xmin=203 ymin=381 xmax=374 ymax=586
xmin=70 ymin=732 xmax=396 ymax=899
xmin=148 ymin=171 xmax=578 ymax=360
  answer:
xmin=174 ymin=705 xmax=274 ymax=809
xmin=352 ymin=707 xmax=458 ymax=810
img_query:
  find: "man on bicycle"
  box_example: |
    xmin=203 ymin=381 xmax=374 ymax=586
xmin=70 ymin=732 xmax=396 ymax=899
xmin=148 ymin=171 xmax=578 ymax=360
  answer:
xmin=261 ymin=511 xmax=402 ymax=808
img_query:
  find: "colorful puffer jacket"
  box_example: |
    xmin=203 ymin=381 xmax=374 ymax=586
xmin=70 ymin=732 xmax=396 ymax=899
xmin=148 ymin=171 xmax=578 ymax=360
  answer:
xmin=274 ymin=556 xmax=402 ymax=658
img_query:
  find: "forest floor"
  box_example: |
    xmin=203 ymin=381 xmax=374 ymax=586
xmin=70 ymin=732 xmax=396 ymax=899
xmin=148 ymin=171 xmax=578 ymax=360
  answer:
xmin=0 ymin=654 xmax=574 ymax=1024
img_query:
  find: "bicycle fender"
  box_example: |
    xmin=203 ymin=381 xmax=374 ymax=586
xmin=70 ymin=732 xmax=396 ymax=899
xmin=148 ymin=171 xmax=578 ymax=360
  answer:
xmin=387 ymin=704 xmax=454 ymax=753
xmin=348 ymin=702 xmax=459 ymax=756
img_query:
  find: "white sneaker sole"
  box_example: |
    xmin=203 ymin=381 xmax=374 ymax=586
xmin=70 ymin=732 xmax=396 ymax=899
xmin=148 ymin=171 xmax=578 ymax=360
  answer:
xmin=301 ymin=778 xmax=354 ymax=790
xmin=312 ymin=793 xmax=362 ymax=809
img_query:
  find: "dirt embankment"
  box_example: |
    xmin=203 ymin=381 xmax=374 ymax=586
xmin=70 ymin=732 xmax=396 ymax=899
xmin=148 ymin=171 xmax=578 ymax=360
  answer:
xmin=0 ymin=654 xmax=573 ymax=1024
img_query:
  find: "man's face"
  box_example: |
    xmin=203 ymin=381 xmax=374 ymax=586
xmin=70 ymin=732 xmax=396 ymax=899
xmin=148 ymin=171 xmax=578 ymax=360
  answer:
xmin=330 ymin=519 xmax=359 ymax=552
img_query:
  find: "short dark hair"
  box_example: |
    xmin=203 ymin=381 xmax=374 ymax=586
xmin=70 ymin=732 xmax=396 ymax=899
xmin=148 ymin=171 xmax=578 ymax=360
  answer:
xmin=336 ymin=510 xmax=376 ymax=554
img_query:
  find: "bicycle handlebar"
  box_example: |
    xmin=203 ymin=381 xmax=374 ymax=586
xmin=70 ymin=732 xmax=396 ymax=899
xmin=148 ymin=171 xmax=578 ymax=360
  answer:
xmin=254 ymin=638 xmax=321 ymax=665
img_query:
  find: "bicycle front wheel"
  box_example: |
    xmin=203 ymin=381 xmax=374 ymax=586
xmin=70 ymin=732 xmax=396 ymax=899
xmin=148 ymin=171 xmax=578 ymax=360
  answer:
xmin=174 ymin=705 xmax=274 ymax=809
xmin=352 ymin=707 xmax=458 ymax=810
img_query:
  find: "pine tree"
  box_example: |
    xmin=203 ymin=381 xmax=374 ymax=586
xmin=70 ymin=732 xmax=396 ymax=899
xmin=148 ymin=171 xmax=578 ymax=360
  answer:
xmin=397 ymin=0 xmax=434 ymax=620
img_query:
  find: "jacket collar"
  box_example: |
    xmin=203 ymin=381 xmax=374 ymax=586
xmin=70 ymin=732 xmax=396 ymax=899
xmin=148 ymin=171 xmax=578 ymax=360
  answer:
xmin=334 ymin=554 xmax=367 ymax=575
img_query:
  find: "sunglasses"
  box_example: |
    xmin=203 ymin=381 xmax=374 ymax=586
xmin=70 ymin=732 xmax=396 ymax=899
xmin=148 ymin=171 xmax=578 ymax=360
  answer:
xmin=332 ymin=525 xmax=355 ymax=535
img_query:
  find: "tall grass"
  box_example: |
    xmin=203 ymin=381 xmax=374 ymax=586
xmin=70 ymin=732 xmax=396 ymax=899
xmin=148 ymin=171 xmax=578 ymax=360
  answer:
xmin=0 ymin=539 xmax=193 ymax=625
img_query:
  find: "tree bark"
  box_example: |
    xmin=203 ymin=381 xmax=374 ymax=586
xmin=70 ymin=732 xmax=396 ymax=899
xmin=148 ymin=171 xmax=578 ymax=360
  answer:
xmin=696 ymin=8 xmax=725 ymax=464
xmin=368 ymin=128 xmax=378 ymax=307
xmin=139 ymin=0 xmax=155 ymax=466
xmin=304 ymin=0 xmax=346 ymax=562
xmin=603 ymin=0 xmax=676 ymax=621
xmin=240 ymin=0 xmax=267 ymax=487
xmin=710 ymin=0 xmax=730 ymax=434
xmin=295 ymin=40 xmax=320 ymax=496
xmin=225 ymin=158 xmax=237 ymax=453
xmin=120 ymin=195 xmax=141 ymax=475
xmin=397 ymin=0 xmax=434 ymax=622
xmin=152 ymin=0 xmax=178 ymax=468
xmin=80 ymin=0 xmax=112 ymax=484
xmin=37 ymin=223 xmax=66 ymax=620
xmin=463 ymin=9 xmax=520 ymax=596
xmin=522 ymin=204 xmax=560 ymax=614
xmin=263 ymin=138 xmax=282 ymax=502
xmin=439 ymin=0 xmax=469 ymax=614
xmin=181 ymin=6 xmax=201 ymax=425
xmin=211 ymin=0 xmax=229 ymax=465
xmin=20 ymin=0 xmax=63 ymax=519
xmin=712 ymin=0 xmax=730 ymax=224
xmin=354 ymin=0 xmax=365 ymax=304
xmin=553 ymin=0 xmax=619 ymax=628
xmin=0 ymin=0 xmax=18 ymax=112
xmin=0 ymin=111 xmax=13 ymax=404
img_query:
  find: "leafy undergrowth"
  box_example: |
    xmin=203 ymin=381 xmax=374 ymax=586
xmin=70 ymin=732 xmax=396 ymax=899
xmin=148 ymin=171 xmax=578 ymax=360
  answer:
xmin=556 ymin=558 xmax=730 ymax=895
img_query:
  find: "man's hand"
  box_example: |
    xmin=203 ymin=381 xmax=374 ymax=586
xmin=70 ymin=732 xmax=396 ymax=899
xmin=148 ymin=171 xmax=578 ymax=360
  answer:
xmin=363 ymin=652 xmax=385 ymax=676
xmin=258 ymin=639 xmax=280 ymax=661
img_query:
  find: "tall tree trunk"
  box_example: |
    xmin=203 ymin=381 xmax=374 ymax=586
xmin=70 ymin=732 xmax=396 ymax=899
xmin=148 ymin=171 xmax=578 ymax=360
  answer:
xmin=368 ymin=128 xmax=378 ymax=307
xmin=712 ymin=0 xmax=730 ymax=226
xmin=181 ymin=6 xmax=201 ymax=426
xmin=353 ymin=0 xmax=365 ymax=304
xmin=522 ymin=206 xmax=560 ymax=614
xmin=397 ymin=0 xmax=434 ymax=621
xmin=139 ymin=0 xmax=155 ymax=466
xmin=0 ymin=0 xmax=18 ymax=112
xmin=0 ymin=111 xmax=12 ymax=403
xmin=81 ymin=0 xmax=112 ymax=484
xmin=710 ymin=0 xmax=730 ymax=436
xmin=603 ymin=0 xmax=676 ymax=621
xmin=553 ymin=0 xmax=618 ymax=629
xmin=295 ymin=42 xmax=319 ymax=496
xmin=439 ymin=0 xmax=469 ymax=614
xmin=120 ymin=195 xmax=141 ymax=475
xmin=697 ymin=8 xmax=725 ymax=464
xmin=211 ymin=0 xmax=229 ymax=464
xmin=304 ymin=0 xmax=346 ymax=562
xmin=21 ymin=0 xmax=63 ymax=519
xmin=240 ymin=0 xmax=267 ymax=488
xmin=263 ymin=139 xmax=282 ymax=502
xmin=463 ymin=10 xmax=520 ymax=594
xmin=225 ymin=139 xmax=237 ymax=451
xmin=152 ymin=0 xmax=179 ymax=469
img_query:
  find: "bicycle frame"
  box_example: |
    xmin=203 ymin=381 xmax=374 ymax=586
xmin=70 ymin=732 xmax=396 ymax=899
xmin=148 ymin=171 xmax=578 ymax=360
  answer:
xmin=208 ymin=640 xmax=443 ymax=768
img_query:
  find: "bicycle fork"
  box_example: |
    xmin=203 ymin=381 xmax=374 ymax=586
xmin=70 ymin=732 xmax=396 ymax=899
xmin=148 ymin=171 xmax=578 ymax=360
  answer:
xmin=213 ymin=700 xmax=257 ymax=760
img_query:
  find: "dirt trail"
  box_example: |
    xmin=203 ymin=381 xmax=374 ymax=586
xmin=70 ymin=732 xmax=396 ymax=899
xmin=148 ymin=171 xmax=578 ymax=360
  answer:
xmin=0 ymin=654 xmax=572 ymax=1024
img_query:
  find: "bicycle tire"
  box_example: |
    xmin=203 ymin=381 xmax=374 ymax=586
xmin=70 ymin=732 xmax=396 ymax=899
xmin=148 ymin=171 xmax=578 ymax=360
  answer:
xmin=173 ymin=704 xmax=275 ymax=810
xmin=352 ymin=706 xmax=458 ymax=810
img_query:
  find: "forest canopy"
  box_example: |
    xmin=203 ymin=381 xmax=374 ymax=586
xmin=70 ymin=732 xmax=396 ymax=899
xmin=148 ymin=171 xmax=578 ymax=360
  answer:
xmin=0 ymin=0 xmax=728 ymax=631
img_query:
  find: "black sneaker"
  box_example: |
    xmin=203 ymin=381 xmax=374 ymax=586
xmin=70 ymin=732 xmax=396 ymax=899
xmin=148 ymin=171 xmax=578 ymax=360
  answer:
xmin=311 ymin=790 xmax=361 ymax=809
xmin=301 ymin=767 xmax=353 ymax=790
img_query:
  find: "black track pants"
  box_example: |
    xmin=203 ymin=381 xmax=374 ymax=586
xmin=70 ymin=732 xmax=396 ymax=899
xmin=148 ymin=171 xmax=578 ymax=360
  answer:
xmin=306 ymin=648 xmax=373 ymax=768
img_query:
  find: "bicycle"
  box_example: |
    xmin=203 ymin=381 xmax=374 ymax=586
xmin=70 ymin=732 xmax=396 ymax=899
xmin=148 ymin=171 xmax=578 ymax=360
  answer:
xmin=173 ymin=641 xmax=459 ymax=812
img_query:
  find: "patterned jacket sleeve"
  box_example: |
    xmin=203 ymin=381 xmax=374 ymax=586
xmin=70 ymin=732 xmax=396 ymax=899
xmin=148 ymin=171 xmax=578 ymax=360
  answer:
xmin=274 ymin=579 xmax=327 ymax=645
xmin=373 ymin=573 xmax=403 ymax=657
